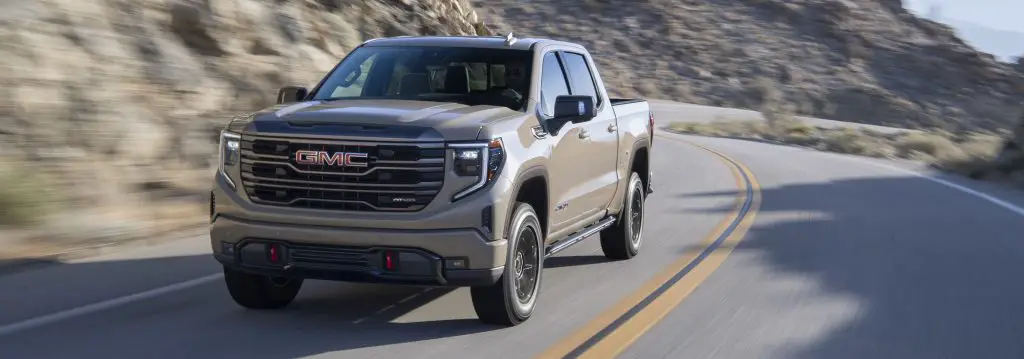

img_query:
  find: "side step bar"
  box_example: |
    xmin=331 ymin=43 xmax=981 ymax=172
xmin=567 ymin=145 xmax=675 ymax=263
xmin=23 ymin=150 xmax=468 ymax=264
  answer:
xmin=544 ymin=216 xmax=617 ymax=258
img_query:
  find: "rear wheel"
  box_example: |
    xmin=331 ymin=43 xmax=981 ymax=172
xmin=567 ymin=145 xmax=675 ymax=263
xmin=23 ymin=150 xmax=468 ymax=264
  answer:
xmin=224 ymin=266 xmax=303 ymax=310
xmin=471 ymin=202 xmax=544 ymax=326
xmin=601 ymin=171 xmax=645 ymax=260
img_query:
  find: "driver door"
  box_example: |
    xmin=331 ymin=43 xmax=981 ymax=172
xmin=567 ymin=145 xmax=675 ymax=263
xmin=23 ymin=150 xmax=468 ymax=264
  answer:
xmin=540 ymin=52 xmax=595 ymax=237
xmin=559 ymin=51 xmax=618 ymax=213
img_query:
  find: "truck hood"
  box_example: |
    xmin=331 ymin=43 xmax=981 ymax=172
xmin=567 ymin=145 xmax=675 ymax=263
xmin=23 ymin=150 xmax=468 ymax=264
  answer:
xmin=231 ymin=99 xmax=522 ymax=142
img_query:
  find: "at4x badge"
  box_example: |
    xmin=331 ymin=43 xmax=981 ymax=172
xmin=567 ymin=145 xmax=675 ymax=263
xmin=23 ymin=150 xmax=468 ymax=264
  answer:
xmin=554 ymin=201 xmax=569 ymax=212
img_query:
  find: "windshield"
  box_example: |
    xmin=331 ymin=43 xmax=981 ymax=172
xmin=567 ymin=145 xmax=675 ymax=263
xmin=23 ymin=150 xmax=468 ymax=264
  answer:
xmin=310 ymin=46 xmax=534 ymax=111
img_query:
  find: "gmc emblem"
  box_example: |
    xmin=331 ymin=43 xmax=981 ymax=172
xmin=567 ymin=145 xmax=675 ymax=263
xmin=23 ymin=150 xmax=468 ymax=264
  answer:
xmin=294 ymin=150 xmax=369 ymax=167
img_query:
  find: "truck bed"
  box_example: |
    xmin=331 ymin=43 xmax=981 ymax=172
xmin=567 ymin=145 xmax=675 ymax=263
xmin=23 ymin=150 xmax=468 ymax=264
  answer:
xmin=609 ymin=97 xmax=653 ymax=146
xmin=610 ymin=98 xmax=649 ymax=121
xmin=610 ymin=98 xmax=646 ymax=106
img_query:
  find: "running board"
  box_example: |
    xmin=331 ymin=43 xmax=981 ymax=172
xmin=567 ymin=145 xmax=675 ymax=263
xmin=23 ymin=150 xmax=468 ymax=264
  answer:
xmin=544 ymin=216 xmax=617 ymax=258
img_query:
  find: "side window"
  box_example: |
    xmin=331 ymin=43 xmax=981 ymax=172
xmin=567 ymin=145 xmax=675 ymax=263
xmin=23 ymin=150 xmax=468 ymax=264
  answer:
xmin=539 ymin=52 xmax=570 ymax=116
xmin=561 ymin=52 xmax=601 ymax=106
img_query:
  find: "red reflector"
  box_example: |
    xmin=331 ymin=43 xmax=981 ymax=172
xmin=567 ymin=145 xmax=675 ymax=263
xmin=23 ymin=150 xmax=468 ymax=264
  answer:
xmin=384 ymin=251 xmax=397 ymax=271
xmin=649 ymin=111 xmax=655 ymax=137
xmin=269 ymin=245 xmax=279 ymax=263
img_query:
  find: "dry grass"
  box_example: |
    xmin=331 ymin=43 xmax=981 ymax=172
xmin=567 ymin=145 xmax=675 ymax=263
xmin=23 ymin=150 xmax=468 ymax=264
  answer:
xmin=667 ymin=118 xmax=1006 ymax=176
xmin=0 ymin=162 xmax=56 ymax=226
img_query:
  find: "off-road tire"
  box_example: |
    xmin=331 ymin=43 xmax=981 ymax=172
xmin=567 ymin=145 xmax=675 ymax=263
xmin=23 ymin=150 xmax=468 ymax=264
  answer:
xmin=600 ymin=171 xmax=645 ymax=260
xmin=471 ymin=202 xmax=544 ymax=326
xmin=224 ymin=266 xmax=303 ymax=310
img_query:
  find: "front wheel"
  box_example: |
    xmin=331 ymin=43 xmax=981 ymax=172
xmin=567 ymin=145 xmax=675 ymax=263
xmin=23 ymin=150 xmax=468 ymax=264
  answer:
xmin=600 ymin=171 xmax=645 ymax=260
xmin=224 ymin=266 xmax=303 ymax=310
xmin=470 ymin=202 xmax=544 ymax=326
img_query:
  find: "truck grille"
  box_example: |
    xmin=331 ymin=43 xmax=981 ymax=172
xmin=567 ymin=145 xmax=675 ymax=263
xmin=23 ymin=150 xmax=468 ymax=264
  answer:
xmin=239 ymin=135 xmax=446 ymax=212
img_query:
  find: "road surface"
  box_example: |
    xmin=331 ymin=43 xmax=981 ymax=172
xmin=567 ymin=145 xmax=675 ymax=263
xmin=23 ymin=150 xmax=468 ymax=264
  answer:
xmin=648 ymin=99 xmax=919 ymax=135
xmin=2 ymin=105 xmax=1024 ymax=358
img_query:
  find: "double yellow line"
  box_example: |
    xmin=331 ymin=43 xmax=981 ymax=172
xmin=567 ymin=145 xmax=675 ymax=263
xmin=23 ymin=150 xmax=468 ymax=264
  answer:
xmin=537 ymin=138 xmax=763 ymax=359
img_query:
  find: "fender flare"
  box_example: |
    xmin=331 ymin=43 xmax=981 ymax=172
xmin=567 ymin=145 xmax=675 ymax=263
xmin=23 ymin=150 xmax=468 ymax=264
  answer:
xmin=504 ymin=165 xmax=549 ymax=240
xmin=627 ymin=136 xmax=652 ymax=193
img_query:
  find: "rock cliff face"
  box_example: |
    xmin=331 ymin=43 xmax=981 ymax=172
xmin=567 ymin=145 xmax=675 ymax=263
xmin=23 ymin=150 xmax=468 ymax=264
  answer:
xmin=0 ymin=0 xmax=488 ymax=242
xmin=473 ymin=0 xmax=1024 ymax=132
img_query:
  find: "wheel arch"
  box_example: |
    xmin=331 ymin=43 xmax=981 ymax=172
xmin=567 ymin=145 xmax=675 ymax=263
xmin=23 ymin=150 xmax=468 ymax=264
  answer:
xmin=505 ymin=166 xmax=550 ymax=240
xmin=629 ymin=138 xmax=651 ymax=194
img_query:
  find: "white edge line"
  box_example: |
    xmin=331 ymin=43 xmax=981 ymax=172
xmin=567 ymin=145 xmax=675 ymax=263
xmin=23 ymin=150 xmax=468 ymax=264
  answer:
xmin=352 ymin=304 xmax=399 ymax=324
xmin=0 ymin=273 xmax=223 ymax=337
xmin=350 ymin=287 xmax=434 ymax=324
xmin=841 ymin=155 xmax=1024 ymax=217
xmin=396 ymin=292 xmax=422 ymax=304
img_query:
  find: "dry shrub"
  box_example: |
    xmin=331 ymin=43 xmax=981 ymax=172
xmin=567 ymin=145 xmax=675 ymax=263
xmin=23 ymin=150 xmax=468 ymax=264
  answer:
xmin=668 ymin=118 xmax=895 ymax=159
xmin=0 ymin=161 xmax=55 ymax=226
xmin=820 ymin=128 xmax=891 ymax=157
xmin=927 ymin=132 xmax=1005 ymax=174
xmin=665 ymin=114 xmax=1012 ymax=175
xmin=779 ymin=120 xmax=815 ymax=137
xmin=753 ymin=77 xmax=786 ymax=126
xmin=769 ymin=117 xmax=812 ymax=135
xmin=893 ymin=132 xmax=963 ymax=161
xmin=957 ymin=133 xmax=1005 ymax=159
xmin=669 ymin=120 xmax=770 ymax=138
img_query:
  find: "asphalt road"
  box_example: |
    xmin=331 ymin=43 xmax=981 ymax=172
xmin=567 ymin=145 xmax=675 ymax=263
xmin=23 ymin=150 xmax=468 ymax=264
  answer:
xmin=3 ymin=116 xmax=1024 ymax=358
xmin=648 ymin=99 xmax=919 ymax=134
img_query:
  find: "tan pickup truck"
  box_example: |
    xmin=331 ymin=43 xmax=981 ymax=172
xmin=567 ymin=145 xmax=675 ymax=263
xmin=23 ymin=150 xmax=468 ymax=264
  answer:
xmin=210 ymin=33 xmax=655 ymax=326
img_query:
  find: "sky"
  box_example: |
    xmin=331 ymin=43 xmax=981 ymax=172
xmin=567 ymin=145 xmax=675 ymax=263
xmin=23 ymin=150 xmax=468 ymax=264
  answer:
xmin=904 ymin=0 xmax=1022 ymax=32
xmin=904 ymin=0 xmax=1023 ymax=61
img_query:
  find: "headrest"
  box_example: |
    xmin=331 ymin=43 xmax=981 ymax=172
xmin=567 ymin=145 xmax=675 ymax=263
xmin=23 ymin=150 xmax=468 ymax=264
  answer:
xmin=399 ymin=73 xmax=430 ymax=96
xmin=443 ymin=65 xmax=470 ymax=94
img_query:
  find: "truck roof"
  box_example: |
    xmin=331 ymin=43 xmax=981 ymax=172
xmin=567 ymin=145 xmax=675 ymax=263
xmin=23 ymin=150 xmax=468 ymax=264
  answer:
xmin=360 ymin=35 xmax=583 ymax=51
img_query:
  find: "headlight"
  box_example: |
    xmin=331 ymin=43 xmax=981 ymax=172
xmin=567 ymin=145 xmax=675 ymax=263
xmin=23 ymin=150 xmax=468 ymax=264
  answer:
xmin=219 ymin=130 xmax=241 ymax=189
xmin=451 ymin=138 xmax=505 ymax=201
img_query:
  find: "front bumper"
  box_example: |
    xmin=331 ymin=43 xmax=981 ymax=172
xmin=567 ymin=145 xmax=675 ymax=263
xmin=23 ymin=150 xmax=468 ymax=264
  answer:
xmin=211 ymin=215 xmax=506 ymax=286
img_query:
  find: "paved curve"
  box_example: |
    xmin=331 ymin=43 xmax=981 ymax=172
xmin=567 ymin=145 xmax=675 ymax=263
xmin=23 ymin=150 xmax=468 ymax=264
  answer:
xmin=647 ymin=100 xmax=919 ymax=135
xmin=2 ymin=113 xmax=1024 ymax=358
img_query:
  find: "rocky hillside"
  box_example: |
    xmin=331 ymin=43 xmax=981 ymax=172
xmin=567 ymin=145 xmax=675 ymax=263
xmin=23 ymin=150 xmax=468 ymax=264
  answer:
xmin=473 ymin=0 xmax=1024 ymax=132
xmin=0 ymin=0 xmax=488 ymax=244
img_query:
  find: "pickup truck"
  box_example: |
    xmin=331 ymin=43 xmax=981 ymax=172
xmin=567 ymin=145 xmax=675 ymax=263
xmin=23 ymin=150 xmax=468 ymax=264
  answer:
xmin=210 ymin=33 xmax=654 ymax=326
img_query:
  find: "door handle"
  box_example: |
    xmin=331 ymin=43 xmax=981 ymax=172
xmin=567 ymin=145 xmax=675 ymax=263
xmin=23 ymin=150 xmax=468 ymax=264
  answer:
xmin=578 ymin=128 xmax=590 ymax=139
xmin=607 ymin=124 xmax=617 ymax=133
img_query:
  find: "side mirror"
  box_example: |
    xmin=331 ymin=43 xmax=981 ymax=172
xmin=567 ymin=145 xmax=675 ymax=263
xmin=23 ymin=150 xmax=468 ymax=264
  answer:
xmin=277 ymin=86 xmax=309 ymax=104
xmin=552 ymin=95 xmax=596 ymax=124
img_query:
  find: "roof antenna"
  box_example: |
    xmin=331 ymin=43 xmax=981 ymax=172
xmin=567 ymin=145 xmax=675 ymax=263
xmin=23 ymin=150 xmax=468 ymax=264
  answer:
xmin=504 ymin=31 xmax=518 ymax=46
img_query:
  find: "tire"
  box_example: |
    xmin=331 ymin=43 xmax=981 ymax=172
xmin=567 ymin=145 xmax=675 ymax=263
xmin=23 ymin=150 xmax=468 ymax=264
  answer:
xmin=601 ymin=171 xmax=645 ymax=260
xmin=223 ymin=266 xmax=303 ymax=310
xmin=470 ymin=202 xmax=544 ymax=326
